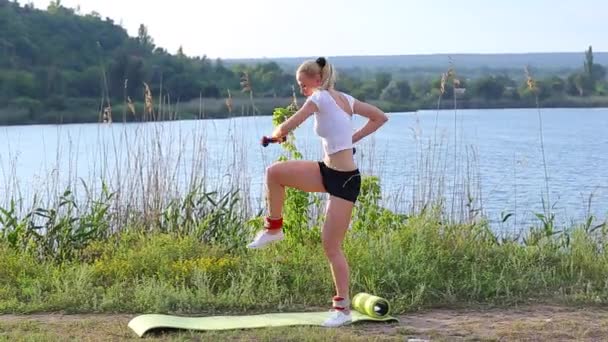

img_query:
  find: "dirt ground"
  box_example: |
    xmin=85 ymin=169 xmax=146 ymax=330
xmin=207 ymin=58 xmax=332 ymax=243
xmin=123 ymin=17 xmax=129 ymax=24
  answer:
xmin=1 ymin=305 xmax=607 ymax=341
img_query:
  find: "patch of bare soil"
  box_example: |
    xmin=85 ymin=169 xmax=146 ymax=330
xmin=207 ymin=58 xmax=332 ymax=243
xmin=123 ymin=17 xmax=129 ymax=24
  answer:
xmin=1 ymin=305 xmax=607 ymax=341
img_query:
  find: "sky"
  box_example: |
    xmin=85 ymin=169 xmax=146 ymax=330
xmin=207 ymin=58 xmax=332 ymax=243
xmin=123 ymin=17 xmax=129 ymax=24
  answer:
xmin=28 ymin=0 xmax=608 ymax=59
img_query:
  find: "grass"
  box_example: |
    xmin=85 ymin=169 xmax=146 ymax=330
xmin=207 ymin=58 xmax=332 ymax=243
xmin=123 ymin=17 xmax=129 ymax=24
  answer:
xmin=2 ymin=214 xmax=608 ymax=315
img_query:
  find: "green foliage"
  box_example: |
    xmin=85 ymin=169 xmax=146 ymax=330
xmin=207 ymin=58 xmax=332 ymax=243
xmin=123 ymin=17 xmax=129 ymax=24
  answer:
xmin=161 ymin=188 xmax=247 ymax=249
xmin=0 ymin=199 xmax=37 ymax=252
xmin=269 ymin=103 xmax=321 ymax=245
xmin=0 ymin=181 xmax=249 ymax=261
xmin=471 ymin=75 xmax=509 ymax=100
xmin=271 ymin=104 xmax=303 ymax=161
xmin=351 ymin=176 xmax=407 ymax=234
xmin=374 ymin=72 xmax=392 ymax=97
xmin=379 ymin=80 xmax=412 ymax=102
xmin=0 ymin=186 xmax=115 ymax=261
xmin=0 ymin=0 xmax=302 ymax=124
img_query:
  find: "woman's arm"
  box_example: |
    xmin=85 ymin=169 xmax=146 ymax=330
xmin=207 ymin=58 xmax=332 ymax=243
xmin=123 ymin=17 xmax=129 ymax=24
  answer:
xmin=352 ymin=100 xmax=388 ymax=144
xmin=272 ymin=100 xmax=318 ymax=138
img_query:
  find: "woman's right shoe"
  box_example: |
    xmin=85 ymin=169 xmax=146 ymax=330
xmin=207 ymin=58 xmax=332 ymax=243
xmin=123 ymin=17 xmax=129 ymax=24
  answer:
xmin=246 ymin=229 xmax=284 ymax=249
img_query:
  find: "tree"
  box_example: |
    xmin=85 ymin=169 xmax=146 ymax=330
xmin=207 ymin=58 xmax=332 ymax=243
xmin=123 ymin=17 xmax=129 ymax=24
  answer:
xmin=592 ymin=64 xmax=607 ymax=83
xmin=375 ymin=72 xmax=392 ymax=98
xmin=411 ymin=78 xmax=433 ymax=100
xmin=137 ymin=24 xmax=154 ymax=52
xmin=3 ymin=70 xmax=36 ymax=97
xmin=380 ymin=80 xmax=411 ymax=102
xmin=567 ymin=73 xmax=586 ymax=96
xmin=356 ymin=80 xmax=377 ymax=102
xmin=547 ymin=76 xmax=566 ymax=95
xmin=579 ymin=45 xmax=607 ymax=95
xmin=584 ymin=46 xmax=594 ymax=80
xmin=46 ymin=0 xmax=73 ymax=15
xmin=47 ymin=0 xmax=61 ymax=13
xmin=70 ymin=66 xmax=103 ymax=97
xmin=334 ymin=73 xmax=359 ymax=96
xmin=471 ymin=75 xmax=513 ymax=101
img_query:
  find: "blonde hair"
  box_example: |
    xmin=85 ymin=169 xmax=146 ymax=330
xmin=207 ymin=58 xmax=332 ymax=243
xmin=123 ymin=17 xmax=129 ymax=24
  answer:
xmin=296 ymin=57 xmax=336 ymax=90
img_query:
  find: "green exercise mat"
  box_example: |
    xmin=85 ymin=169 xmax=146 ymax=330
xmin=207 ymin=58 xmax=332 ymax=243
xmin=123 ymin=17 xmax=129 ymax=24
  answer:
xmin=128 ymin=293 xmax=397 ymax=337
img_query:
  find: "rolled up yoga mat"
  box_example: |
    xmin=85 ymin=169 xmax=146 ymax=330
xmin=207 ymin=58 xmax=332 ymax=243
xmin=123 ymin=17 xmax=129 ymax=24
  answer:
xmin=128 ymin=292 xmax=397 ymax=337
xmin=352 ymin=292 xmax=392 ymax=318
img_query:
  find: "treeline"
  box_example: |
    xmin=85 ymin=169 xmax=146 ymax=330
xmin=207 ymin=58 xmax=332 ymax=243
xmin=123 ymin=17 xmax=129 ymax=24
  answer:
xmin=0 ymin=0 xmax=607 ymax=125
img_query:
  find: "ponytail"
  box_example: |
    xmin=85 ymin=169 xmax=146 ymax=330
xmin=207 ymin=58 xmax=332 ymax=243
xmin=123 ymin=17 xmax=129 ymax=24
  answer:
xmin=296 ymin=57 xmax=337 ymax=90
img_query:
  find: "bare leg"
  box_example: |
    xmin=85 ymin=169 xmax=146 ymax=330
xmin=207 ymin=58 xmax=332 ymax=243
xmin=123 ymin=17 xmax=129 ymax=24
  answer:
xmin=264 ymin=160 xmax=326 ymax=233
xmin=321 ymin=195 xmax=355 ymax=312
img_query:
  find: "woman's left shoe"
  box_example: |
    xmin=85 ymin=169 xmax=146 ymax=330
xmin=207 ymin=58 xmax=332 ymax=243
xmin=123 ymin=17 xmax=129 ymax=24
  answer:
xmin=322 ymin=309 xmax=352 ymax=327
xmin=322 ymin=296 xmax=352 ymax=327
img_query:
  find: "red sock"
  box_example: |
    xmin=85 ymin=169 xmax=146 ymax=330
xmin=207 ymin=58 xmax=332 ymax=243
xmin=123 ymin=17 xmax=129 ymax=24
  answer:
xmin=264 ymin=216 xmax=283 ymax=230
xmin=332 ymin=296 xmax=349 ymax=311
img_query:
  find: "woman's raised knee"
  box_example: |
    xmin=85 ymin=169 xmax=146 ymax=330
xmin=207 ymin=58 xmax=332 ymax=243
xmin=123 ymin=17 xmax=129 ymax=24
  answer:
xmin=266 ymin=162 xmax=284 ymax=182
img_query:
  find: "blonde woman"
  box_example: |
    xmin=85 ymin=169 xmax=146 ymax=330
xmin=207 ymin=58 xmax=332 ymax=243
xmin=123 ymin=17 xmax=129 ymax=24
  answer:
xmin=248 ymin=57 xmax=388 ymax=327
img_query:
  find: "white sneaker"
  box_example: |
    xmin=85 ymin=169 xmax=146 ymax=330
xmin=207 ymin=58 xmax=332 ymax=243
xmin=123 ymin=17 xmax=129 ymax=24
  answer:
xmin=322 ymin=310 xmax=352 ymax=327
xmin=246 ymin=229 xmax=284 ymax=249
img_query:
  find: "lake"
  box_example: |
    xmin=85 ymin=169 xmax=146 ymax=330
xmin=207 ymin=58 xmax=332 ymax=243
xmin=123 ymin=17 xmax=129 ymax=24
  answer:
xmin=1 ymin=107 xmax=607 ymax=235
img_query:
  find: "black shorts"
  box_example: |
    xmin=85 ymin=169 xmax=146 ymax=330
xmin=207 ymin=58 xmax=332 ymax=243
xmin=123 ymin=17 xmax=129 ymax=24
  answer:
xmin=318 ymin=161 xmax=361 ymax=203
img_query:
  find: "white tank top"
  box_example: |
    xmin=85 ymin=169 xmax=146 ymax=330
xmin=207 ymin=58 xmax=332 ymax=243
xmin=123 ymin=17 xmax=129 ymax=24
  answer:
xmin=308 ymin=89 xmax=356 ymax=155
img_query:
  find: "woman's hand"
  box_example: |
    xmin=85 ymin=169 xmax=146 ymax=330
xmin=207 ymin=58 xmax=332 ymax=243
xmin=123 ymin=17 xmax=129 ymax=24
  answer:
xmin=272 ymin=124 xmax=286 ymax=140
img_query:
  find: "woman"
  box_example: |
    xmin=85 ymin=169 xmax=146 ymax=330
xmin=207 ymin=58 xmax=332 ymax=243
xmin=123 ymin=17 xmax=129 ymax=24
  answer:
xmin=248 ymin=57 xmax=388 ymax=327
